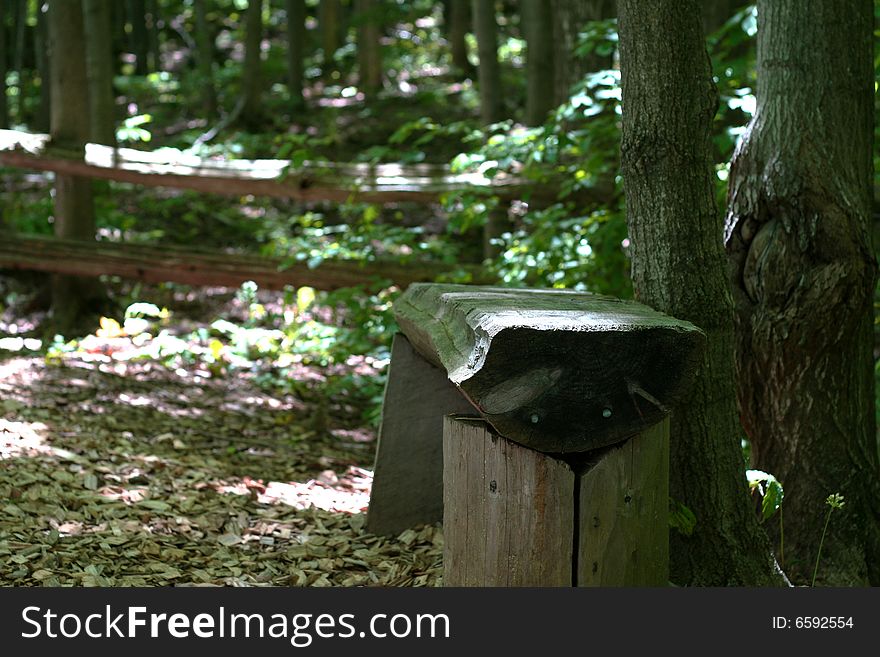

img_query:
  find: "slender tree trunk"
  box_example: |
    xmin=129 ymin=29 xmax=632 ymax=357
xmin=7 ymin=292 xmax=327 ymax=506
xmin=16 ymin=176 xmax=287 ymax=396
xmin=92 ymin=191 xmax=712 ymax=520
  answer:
xmin=725 ymin=0 xmax=879 ymax=586
xmin=356 ymin=0 xmax=381 ymax=98
xmin=13 ymin=0 xmax=26 ymax=122
xmin=146 ymin=0 xmax=159 ymax=71
xmin=617 ymin=0 xmax=782 ymax=585
xmin=111 ymin=0 xmax=126 ymax=59
xmin=448 ymin=0 xmax=471 ymax=75
xmin=471 ymin=0 xmax=502 ymax=124
xmin=240 ymin=0 xmax=264 ymax=130
xmin=0 ymin=0 xmax=8 ymax=129
xmin=193 ymin=0 xmax=217 ymax=116
xmin=701 ymin=0 xmax=745 ymax=35
xmin=320 ymin=0 xmax=340 ymax=74
xmin=127 ymin=0 xmax=148 ymax=75
xmin=33 ymin=2 xmax=50 ymax=133
xmin=524 ymin=0 xmax=554 ymax=125
xmin=48 ymin=0 xmax=102 ymax=333
xmin=552 ymin=0 xmax=614 ymax=105
xmin=285 ymin=0 xmax=305 ymax=109
xmin=82 ymin=0 xmax=116 ymax=145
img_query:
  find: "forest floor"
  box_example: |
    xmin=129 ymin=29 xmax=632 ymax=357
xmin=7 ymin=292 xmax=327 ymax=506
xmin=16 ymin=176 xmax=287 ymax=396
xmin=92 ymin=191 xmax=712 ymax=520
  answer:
xmin=0 ymin=282 xmax=443 ymax=587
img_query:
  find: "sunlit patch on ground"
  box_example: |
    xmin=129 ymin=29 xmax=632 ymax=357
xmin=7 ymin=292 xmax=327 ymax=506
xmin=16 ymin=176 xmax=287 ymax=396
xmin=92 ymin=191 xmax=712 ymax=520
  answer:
xmin=0 ymin=419 xmax=77 ymax=461
xmin=213 ymin=466 xmax=372 ymax=514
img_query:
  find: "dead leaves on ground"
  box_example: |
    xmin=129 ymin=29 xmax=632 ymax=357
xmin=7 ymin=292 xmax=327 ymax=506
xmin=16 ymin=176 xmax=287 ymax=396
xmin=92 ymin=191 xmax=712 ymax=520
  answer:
xmin=0 ymin=355 xmax=443 ymax=587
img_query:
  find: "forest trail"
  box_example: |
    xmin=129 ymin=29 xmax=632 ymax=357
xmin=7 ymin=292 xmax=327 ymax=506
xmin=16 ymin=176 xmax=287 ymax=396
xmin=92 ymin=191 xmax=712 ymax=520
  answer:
xmin=0 ymin=339 xmax=442 ymax=587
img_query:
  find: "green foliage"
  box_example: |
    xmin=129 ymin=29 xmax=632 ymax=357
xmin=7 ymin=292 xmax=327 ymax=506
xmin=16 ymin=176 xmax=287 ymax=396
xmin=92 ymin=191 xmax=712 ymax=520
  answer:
xmin=116 ymin=114 xmax=154 ymax=144
xmin=441 ymin=21 xmax=631 ymax=296
xmin=746 ymin=469 xmax=784 ymax=522
xmin=669 ymin=498 xmax=697 ymax=537
xmin=706 ymin=5 xmax=758 ymax=208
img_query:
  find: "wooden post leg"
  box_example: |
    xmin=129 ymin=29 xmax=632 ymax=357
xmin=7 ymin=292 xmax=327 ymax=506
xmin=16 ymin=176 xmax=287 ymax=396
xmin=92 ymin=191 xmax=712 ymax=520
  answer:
xmin=442 ymin=417 xmax=669 ymax=587
xmin=577 ymin=418 xmax=669 ymax=586
xmin=366 ymin=333 xmax=476 ymax=536
xmin=443 ymin=417 xmax=574 ymax=586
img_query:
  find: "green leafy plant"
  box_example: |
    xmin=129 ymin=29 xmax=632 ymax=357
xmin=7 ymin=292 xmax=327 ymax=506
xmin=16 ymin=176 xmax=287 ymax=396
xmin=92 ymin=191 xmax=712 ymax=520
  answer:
xmin=747 ymin=469 xmax=785 ymax=568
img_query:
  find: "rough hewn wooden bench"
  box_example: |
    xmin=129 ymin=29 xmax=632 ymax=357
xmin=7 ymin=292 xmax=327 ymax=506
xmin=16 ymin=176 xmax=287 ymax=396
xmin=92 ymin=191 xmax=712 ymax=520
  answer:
xmin=367 ymin=283 xmax=705 ymax=586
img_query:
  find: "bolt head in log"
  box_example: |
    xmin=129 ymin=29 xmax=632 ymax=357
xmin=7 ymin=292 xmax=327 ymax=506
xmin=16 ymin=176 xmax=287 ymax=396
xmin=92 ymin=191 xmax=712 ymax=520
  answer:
xmin=394 ymin=284 xmax=706 ymax=453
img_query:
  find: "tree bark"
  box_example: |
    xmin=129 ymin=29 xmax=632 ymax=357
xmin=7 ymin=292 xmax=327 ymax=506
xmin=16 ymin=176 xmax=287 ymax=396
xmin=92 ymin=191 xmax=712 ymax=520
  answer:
xmin=617 ymin=0 xmax=782 ymax=585
xmin=523 ymin=0 xmax=554 ymax=126
xmin=725 ymin=0 xmax=879 ymax=586
xmin=240 ymin=0 xmax=264 ymax=131
xmin=48 ymin=0 xmax=102 ymax=333
xmin=471 ymin=0 xmax=502 ymax=124
xmin=0 ymin=0 xmax=8 ymax=130
xmin=33 ymin=2 xmax=50 ymax=133
xmin=355 ymin=0 xmax=382 ymax=98
xmin=320 ymin=0 xmax=341 ymax=75
xmin=448 ymin=0 xmax=471 ymax=75
xmin=286 ymin=0 xmax=305 ymax=110
xmin=552 ymin=0 xmax=614 ymax=106
xmin=127 ymin=0 xmax=148 ymax=75
xmin=193 ymin=0 xmax=217 ymax=117
xmin=145 ymin=0 xmax=159 ymax=71
xmin=13 ymin=0 xmax=26 ymax=122
xmin=82 ymin=0 xmax=116 ymax=145
xmin=700 ymin=0 xmax=745 ymax=35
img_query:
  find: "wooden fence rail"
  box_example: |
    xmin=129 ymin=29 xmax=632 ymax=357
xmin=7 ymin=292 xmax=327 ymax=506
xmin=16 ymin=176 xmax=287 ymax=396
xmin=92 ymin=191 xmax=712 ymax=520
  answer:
xmin=0 ymin=234 xmax=489 ymax=291
xmin=0 ymin=129 xmax=528 ymax=204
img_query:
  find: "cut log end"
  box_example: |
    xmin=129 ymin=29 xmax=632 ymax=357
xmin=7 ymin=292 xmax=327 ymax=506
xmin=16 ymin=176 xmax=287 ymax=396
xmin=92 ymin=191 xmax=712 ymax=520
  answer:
xmin=470 ymin=325 xmax=702 ymax=452
xmin=395 ymin=283 xmax=705 ymax=453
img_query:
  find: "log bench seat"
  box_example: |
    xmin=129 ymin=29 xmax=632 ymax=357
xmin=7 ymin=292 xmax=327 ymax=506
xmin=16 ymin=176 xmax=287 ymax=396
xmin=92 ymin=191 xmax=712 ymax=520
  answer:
xmin=366 ymin=283 xmax=705 ymax=586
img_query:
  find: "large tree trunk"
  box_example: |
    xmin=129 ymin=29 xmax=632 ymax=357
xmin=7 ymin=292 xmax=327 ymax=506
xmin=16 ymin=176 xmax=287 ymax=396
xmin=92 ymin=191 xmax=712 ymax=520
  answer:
xmin=524 ymin=0 xmax=554 ymax=126
xmin=193 ymin=0 xmax=217 ymax=117
xmin=48 ymin=0 xmax=102 ymax=334
xmin=355 ymin=0 xmax=382 ymax=98
xmin=617 ymin=0 xmax=782 ymax=585
xmin=552 ymin=0 xmax=614 ymax=106
xmin=82 ymin=0 xmax=116 ymax=145
xmin=448 ymin=0 xmax=471 ymax=75
xmin=127 ymin=0 xmax=148 ymax=75
xmin=471 ymin=0 xmax=501 ymax=124
xmin=240 ymin=0 xmax=264 ymax=131
xmin=725 ymin=0 xmax=879 ymax=585
xmin=286 ymin=0 xmax=305 ymax=110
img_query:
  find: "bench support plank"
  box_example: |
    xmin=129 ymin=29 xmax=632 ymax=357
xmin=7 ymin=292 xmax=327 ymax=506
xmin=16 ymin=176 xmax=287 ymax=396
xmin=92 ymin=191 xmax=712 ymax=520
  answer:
xmin=577 ymin=418 xmax=669 ymax=586
xmin=366 ymin=334 xmax=476 ymax=536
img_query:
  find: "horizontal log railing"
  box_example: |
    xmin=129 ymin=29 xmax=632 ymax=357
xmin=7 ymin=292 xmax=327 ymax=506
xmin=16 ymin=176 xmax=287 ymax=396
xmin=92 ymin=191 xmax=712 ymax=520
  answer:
xmin=0 ymin=234 xmax=491 ymax=291
xmin=0 ymin=129 xmax=530 ymax=204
